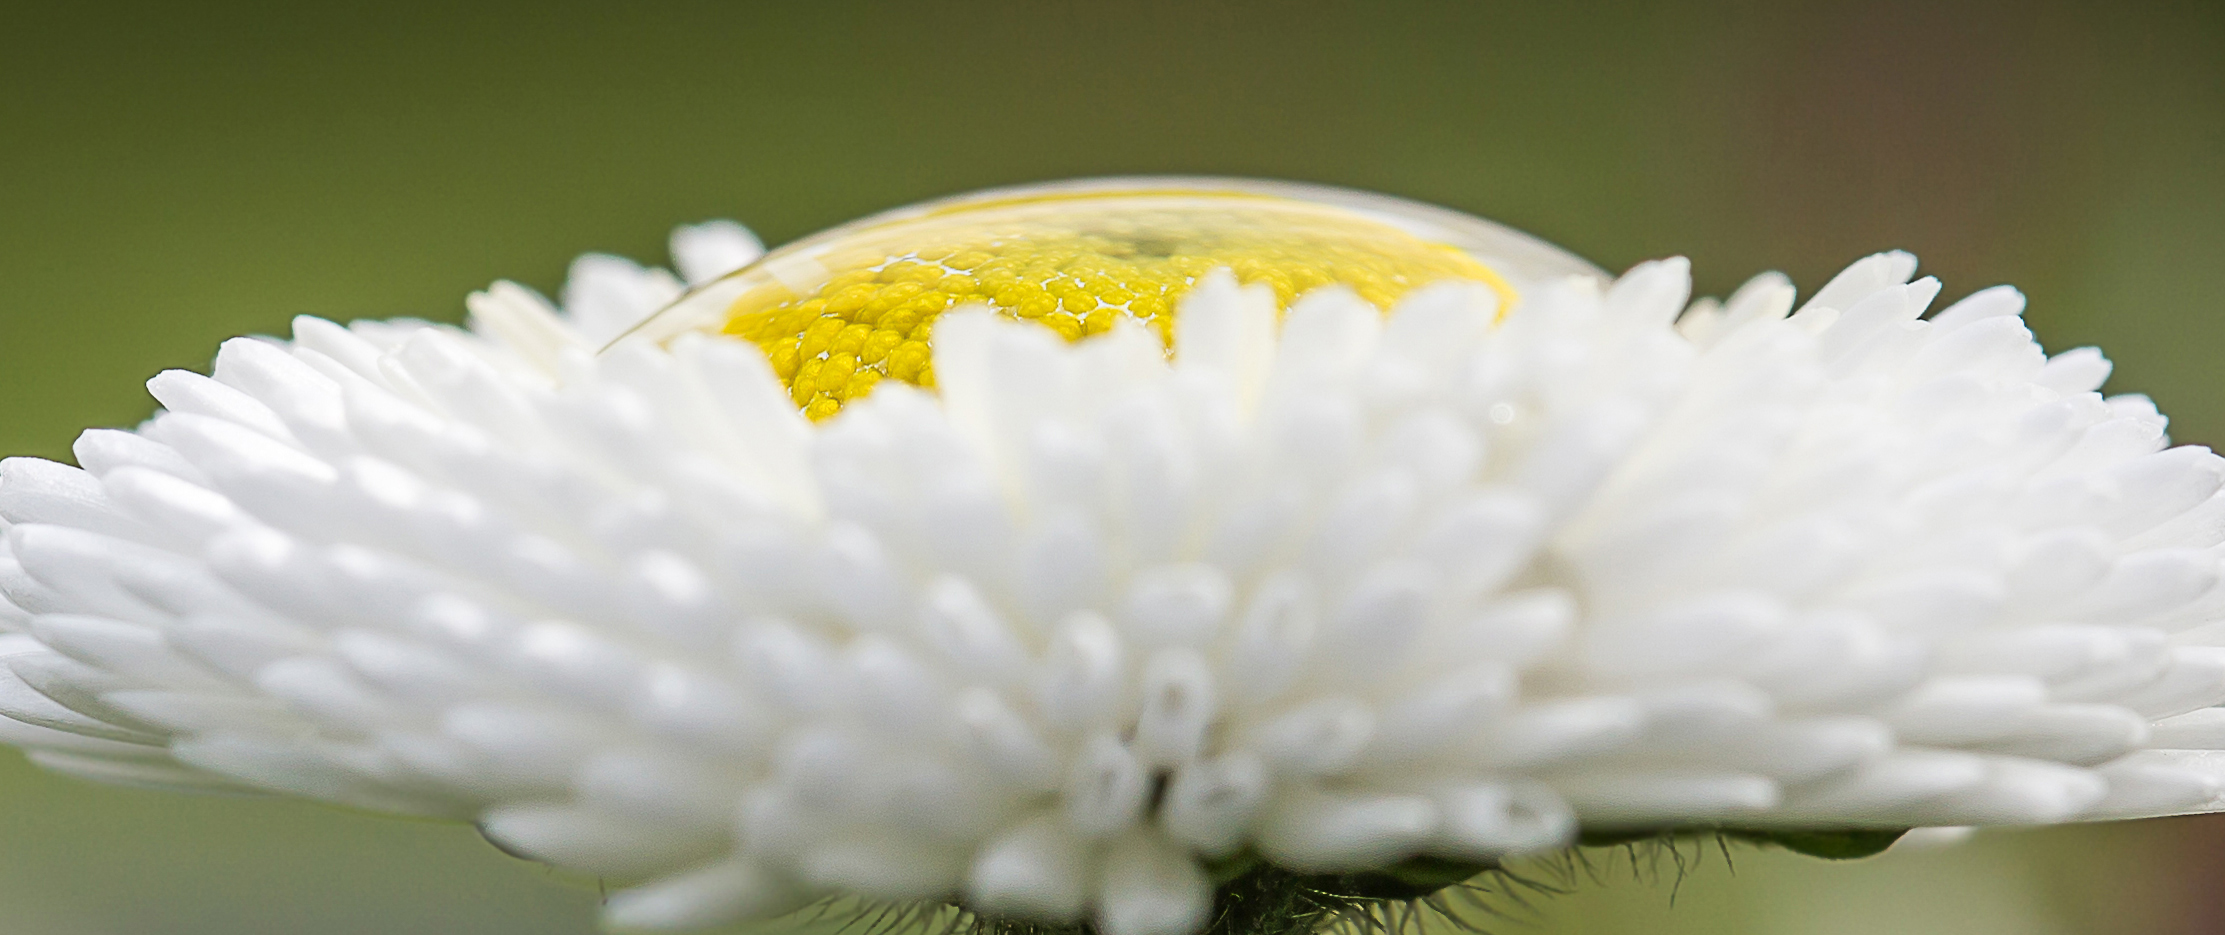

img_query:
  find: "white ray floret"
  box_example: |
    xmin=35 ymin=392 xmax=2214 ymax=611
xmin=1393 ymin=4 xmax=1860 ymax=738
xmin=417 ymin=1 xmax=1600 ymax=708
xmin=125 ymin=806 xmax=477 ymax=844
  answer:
xmin=1 ymin=229 xmax=2224 ymax=935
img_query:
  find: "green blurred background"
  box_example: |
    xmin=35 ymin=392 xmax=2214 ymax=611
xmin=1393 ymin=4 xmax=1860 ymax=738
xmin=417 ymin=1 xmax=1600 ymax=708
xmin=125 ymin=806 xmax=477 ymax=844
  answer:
xmin=2 ymin=0 xmax=2223 ymax=932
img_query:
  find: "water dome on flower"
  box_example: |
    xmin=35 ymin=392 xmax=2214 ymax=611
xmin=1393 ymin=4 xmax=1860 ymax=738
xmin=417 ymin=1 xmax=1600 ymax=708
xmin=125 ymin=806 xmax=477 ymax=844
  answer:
xmin=1 ymin=179 xmax=2222 ymax=935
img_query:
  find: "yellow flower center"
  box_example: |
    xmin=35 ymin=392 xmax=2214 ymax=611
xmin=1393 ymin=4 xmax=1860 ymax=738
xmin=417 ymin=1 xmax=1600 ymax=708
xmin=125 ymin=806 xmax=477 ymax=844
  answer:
xmin=620 ymin=180 xmax=1533 ymax=419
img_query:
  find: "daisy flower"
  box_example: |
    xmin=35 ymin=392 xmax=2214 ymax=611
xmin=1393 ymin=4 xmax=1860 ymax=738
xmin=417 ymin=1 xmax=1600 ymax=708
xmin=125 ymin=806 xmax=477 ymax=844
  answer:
xmin=1 ymin=178 xmax=2221 ymax=935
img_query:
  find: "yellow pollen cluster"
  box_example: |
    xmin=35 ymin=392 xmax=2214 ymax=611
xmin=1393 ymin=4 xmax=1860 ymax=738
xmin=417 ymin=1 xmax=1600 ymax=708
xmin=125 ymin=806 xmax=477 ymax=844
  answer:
xmin=712 ymin=190 xmax=1512 ymax=419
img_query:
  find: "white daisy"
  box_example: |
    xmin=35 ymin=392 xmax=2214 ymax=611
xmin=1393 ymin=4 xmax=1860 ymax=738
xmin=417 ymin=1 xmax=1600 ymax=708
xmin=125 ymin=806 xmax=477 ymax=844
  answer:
xmin=2 ymin=178 xmax=2222 ymax=935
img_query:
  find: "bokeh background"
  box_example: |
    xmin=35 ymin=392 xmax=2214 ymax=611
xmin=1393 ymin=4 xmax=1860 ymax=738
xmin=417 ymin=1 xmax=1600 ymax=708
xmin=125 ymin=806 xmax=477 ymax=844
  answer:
xmin=2 ymin=0 xmax=2223 ymax=932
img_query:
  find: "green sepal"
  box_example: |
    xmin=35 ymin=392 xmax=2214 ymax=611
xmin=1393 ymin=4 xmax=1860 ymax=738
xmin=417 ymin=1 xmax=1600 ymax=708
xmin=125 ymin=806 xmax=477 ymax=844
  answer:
xmin=1576 ymin=828 xmax=1668 ymax=849
xmin=1577 ymin=826 xmax=1910 ymax=860
xmin=1317 ymin=855 xmax=1499 ymax=901
xmin=1725 ymin=828 xmax=1909 ymax=860
xmin=1202 ymin=851 xmax=1265 ymax=885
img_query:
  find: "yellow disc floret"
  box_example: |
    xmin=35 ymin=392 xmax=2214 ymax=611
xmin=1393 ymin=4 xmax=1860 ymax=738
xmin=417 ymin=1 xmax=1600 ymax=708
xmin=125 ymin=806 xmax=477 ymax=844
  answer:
xmin=636 ymin=184 xmax=1518 ymax=419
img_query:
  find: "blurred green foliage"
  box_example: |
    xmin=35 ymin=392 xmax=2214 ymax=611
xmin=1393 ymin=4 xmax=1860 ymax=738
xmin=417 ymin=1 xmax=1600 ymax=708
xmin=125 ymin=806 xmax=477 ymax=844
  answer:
xmin=1 ymin=0 xmax=2222 ymax=932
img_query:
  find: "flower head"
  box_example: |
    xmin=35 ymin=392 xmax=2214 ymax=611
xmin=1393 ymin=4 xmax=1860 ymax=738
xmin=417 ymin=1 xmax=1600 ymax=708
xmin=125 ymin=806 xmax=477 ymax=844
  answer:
xmin=1 ymin=179 xmax=2221 ymax=935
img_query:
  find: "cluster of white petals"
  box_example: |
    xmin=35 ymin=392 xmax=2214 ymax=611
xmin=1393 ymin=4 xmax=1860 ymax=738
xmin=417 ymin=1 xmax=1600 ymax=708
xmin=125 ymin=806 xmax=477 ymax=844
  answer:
xmin=3 ymin=223 xmax=2225 ymax=935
